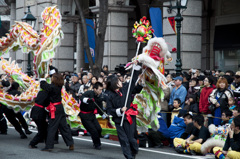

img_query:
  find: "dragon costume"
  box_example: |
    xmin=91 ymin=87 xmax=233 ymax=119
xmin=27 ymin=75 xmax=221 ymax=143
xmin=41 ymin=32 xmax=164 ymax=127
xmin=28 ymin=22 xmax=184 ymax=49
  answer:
xmin=130 ymin=37 xmax=173 ymax=132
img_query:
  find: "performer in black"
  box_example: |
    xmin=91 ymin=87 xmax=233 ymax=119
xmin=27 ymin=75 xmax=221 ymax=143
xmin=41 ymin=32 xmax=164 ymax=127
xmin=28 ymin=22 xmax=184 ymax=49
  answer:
xmin=79 ymin=82 xmax=106 ymax=150
xmin=3 ymin=82 xmax=32 ymax=138
xmin=0 ymin=103 xmax=7 ymax=134
xmin=40 ymin=73 xmax=74 ymax=151
xmin=106 ymin=64 xmax=141 ymax=159
xmin=28 ymin=89 xmax=49 ymax=148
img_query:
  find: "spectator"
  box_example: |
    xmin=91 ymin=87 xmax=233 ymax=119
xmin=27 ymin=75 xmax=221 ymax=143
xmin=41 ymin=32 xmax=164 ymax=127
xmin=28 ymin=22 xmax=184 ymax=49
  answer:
xmin=221 ymin=109 xmax=233 ymax=125
xmin=171 ymin=98 xmax=182 ymax=123
xmin=212 ymin=70 xmax=216 ymax=77
xmin=184 ymin=94 xmax=199 ymax=114
xmin=209 ymin=77 xmax=233 ymax=126
xmin=168 ymin=110 xmax=187 ymax=141
xmin=166 ymin=74 xmax=174 ymax=93
xmin=78 ymin=75 xmax=91 ymax=95
xmin=228 ymin=97 xmax=236 ymax=110
xmin=182 ymin=73 xmax=190 ymax=91
xmin=199 ymin=77 xmax=216 ymax=125
xmin=69 ymin=73 xmax=81 ymax=101
xmin=168 ymin=76 xmax=187 ymax=109
xmin=180 ymin=113 xmax=195 ymax=139
xmin=213 ymin=115 xmax=240 ymax=159
xmin=225 ymin=70 xmax=234 ymax=77
xmin=102 ymin=65 xmax=109 ymax=75
xmin=98 ymin=76 xmax=104 ymax=83
xmin=232 ymin=107 xmax=240 ymax=118
xmin=160 ymin=85 xmax=171 ymax=124
xmin=230 ymin=71 xmax=240 ymax=100
xmin=174 ymin=114 xmax=210 ymax=155
xmin=89 ymin=76 xmax=98 ymax=90
xmin=186 ymin=78 xmax=199 ymax=101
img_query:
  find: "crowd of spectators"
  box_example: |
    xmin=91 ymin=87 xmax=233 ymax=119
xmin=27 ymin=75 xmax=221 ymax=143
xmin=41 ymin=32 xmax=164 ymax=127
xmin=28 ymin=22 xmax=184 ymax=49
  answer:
xmin=63 ymin=66 xmax=240 ymax=158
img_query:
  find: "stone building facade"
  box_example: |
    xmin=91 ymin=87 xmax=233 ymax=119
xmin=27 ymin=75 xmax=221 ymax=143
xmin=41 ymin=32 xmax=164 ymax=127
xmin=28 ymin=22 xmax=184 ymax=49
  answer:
xmin=3 ymin=0 xmax=240 ymax=73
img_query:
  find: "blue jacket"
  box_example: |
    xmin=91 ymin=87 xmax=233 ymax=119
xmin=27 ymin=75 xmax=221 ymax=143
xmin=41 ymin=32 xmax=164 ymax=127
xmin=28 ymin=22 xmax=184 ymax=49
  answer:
xmin=168 ymin=116 xmax=186 ymax=139
xmin=169 ymin=85 xmax=187 ymax=108
xmin=157 ymin=113 xmax=170 ymax=138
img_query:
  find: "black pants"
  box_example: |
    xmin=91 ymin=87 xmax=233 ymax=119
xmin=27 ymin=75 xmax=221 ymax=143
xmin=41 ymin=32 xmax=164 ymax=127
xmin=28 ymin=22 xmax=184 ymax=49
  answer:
xmin=0 ymin=107 xmax=7 ymax=133
xmin=15 ymin=112 xmax=29 ymax=131
xmin=148 ymin=131 xmax=165 ymax=147
xmin=3 ymin=106 xmax=25 ymax=135
xmin=29 ymin=118 xmax=48 ymax=146
xmin=79 ymin=113 xmax=102 ymax=147
xmin=115 ymin=119 xmax=139 ymax=159
xmin=45 ymin=105 xmax=73 ymax=149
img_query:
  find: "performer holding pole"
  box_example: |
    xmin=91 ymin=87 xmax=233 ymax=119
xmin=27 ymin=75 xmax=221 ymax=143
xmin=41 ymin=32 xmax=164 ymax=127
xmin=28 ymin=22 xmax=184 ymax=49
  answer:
xmin=40 ymin=73 xmax=74 ymax=151
xmin=106 ymin=17 xmax=154 ymax=159
xmin=106 ymin=64 xmax=141 ymax=159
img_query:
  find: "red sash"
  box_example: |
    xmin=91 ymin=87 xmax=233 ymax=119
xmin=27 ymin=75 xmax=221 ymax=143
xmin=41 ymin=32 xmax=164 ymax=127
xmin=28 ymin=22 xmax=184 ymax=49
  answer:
xmin=125 ymin=103 xmax=138 ymax=125
xmin=34 ymin=103 xmax=44 ymax=108
xmin=47 ymin=102 xmax=61 ymax=119
xmin=81 ymin=108 xmax=98 ymax=114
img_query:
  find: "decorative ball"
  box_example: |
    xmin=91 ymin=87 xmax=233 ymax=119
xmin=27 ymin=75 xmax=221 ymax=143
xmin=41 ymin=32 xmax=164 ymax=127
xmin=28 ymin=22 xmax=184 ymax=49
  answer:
xmin=137 ymin=26 xmax=147 ymax=37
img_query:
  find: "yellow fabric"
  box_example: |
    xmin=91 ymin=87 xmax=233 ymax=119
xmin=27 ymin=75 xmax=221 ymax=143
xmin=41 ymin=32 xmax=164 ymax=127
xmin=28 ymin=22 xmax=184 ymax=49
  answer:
xmin=171 ymin=107 xmax=181 ymax=123
xmin=213 ymin=147 xmax=240 ymax=159
xmin=173 ymin=138 xmax=186 ymax=147
xmin=227 ymin=151 xmax=240 ymax=159
xmin=173 ymin=138 xmax=202 ymax=154
xmin=189 ymin=142 xmax=202 ymax=154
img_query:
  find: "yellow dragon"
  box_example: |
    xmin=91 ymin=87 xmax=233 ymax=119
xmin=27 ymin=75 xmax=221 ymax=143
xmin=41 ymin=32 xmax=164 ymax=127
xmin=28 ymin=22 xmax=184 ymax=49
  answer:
xmin=0 ymin=6 xmax=81 ymax=128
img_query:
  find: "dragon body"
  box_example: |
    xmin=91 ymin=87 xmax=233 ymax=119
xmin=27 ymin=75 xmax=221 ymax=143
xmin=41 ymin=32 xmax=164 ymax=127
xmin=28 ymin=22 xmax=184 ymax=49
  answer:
xmin=131 ymin=37 xmax=172 ymax=132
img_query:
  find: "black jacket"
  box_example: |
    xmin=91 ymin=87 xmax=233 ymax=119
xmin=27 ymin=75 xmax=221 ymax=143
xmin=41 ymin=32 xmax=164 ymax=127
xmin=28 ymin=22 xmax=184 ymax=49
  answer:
xmin=40 ymin=81 xmax=62 ymax=103
xmin=30 ymin=90 xmax=49 ymax=120
xmin=80 ymin=90 xmax=104 ymax=116
xmin=106 ymin=70 xmax=140 ymax=124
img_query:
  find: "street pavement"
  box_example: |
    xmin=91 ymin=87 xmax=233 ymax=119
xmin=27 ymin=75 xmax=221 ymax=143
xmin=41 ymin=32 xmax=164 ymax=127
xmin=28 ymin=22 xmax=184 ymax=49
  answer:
xmin=0 ymin=127 xmax=207 ymax=159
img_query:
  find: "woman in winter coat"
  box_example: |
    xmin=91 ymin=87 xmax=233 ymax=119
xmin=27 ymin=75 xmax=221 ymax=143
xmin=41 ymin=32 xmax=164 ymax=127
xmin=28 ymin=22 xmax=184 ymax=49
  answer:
xmin=209 ymin=77 xmax=233 ymax=126
xmin=199 ymin=77 xmax=216 ymax=125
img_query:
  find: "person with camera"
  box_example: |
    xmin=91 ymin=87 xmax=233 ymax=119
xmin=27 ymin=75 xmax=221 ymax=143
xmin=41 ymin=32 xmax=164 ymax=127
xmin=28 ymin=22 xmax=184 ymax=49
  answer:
xmin=209 ymin=77 xmax=233 ymax=126
xmin=79 ymin=82 xmax=106 ymax=150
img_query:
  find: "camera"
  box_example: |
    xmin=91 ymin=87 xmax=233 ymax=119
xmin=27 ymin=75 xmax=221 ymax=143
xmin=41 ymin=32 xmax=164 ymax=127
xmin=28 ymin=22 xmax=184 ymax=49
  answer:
xmin=115 ymin=64 xmax=127 ymax=75
xmin=65 ymin=75 xmax=70 ymax=82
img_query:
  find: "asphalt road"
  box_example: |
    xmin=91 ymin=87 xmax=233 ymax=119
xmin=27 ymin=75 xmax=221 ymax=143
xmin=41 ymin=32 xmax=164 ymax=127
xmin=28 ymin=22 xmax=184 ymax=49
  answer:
xmin=0 ymin=127 xmax=205 ymax=159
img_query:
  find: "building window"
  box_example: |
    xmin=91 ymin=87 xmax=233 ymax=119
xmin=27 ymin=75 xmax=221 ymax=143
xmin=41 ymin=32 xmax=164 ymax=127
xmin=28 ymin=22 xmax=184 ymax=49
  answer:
xmin=215 ymin=49 xmax=240 ymax=72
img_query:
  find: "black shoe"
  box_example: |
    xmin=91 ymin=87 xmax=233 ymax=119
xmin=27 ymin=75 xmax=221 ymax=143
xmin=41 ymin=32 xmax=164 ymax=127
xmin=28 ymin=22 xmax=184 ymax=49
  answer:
xmin=175 ymin=147 xmax=185 ymax=154
xmin=25 ymin=129 xmax=32 ymax=135
xmin=154 ymin=143 xmax=163 ymax=148
xmin=0 ymin=132 xmax=7 ymax=135
xmin=190 ymin=150 xmax=197 ymax=155
xmin=29 ymin=145 xmax=38 ymax=149
xmin=20 ymin=134 xmax=27 ymax=139
xmin=54 ymin=140 xmax=59 ymax=144
xmin=41 ymin=148 xmax=52 ymax=152
xmin=94 ymin=145 xmax=101 ymax=150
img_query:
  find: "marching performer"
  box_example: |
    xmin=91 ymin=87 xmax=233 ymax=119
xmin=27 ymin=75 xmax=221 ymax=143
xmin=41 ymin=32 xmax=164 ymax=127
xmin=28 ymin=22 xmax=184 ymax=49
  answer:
xmin=106 ymin=64 xmax=141 ymax=159
xmin=40 ymin=73 xmax=74 ymax=151
xmin=79 ymin=82 xmax=106 ymax=150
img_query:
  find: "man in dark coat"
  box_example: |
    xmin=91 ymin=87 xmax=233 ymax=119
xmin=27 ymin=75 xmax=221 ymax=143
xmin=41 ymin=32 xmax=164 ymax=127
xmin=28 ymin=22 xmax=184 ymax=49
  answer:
xmin=79 ymin=82 xmax=105 ymax=150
